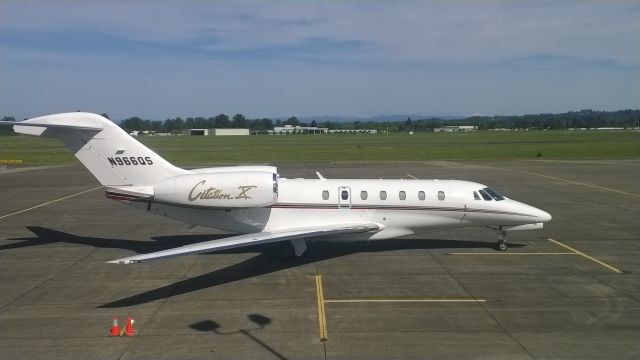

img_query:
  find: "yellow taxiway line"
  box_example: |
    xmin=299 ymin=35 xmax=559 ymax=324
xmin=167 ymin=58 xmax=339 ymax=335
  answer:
xmin=449 ymin=252 xmax=576 ymax=256
xmin=449 ymin=239 xmax=623 ymax=274
xmin=548 ymin=238 xmax=624 ymax=274
xmin=315 ymin=275 xmax=328 ymax=342
xmin=0 ymin=186 xmax=104 ymax=220
xmin=489 ymin=167 xmax=640 ymax=198
xmin=324 ymin=298 xmax=486 ymax=303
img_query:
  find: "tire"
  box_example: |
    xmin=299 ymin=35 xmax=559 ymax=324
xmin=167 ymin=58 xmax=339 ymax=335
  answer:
xmin=496 ymin=240 xmax=508 ymax=251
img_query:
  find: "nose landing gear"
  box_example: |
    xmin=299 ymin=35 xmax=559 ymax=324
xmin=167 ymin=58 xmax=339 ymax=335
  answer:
xmin=496 ymin=229 xmax=508 ymax=251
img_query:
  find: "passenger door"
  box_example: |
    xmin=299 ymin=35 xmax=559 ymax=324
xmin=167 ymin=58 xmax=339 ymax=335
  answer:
xmin=338 ymin=186 xmax=351 ymax=209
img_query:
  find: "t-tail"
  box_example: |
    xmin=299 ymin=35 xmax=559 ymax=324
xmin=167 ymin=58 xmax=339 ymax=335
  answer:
xmin=0 ymin=112 xmax=188 ymax=186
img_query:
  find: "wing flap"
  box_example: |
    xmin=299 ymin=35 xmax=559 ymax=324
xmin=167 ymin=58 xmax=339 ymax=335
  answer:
xmin=107 ymin=223 xmax=380 ymax=264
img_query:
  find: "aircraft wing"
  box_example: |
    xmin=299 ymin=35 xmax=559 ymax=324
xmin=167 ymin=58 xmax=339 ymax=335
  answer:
xmin=107 ymin=223 xmax=380 ymax=264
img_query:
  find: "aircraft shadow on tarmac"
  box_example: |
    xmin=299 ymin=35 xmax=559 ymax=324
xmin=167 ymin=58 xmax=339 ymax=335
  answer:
xmin=4 ymin=226 xmax=524 ymax=308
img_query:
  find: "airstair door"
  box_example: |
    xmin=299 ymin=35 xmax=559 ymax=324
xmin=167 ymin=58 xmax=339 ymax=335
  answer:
xmin=338 ymin=186 xmax=351 ymax=209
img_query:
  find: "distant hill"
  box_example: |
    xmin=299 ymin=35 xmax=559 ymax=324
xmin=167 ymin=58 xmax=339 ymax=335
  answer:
xmin=297 ymin=114 xmax=464 ymax=122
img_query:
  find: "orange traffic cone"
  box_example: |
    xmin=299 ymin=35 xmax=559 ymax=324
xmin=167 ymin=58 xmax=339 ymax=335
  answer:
xmin=110 ymin=316 xmax=119 ymax=337
xmin=124 ymin=315 xmax=135 ymax=336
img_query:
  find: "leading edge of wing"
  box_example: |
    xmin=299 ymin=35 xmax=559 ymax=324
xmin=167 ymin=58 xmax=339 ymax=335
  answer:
xmin=107 ymin=223 xmax=380 ymax=264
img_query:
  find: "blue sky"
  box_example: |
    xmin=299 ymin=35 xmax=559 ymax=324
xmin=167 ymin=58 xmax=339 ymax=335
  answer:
xmin=1 ymin=0 xmax=638 ymax=120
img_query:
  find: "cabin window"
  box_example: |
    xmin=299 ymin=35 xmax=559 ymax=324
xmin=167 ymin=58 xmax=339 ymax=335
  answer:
xmin=399 ymin=191 xmax=406 ymax=200
xmin=479 ymin=189 xmax=492 ymax=201
xmin=360 ymin=191 xmax=368 ymax=200
xmin=379 ymin=191 xmax=387 ymax=200
xmin=437 ymin=191 xmax=445 ymax=201
xmin=341 ymin=190 xmax=349 ymax=200
xmin=418 ymin=191 xmax=425 ymax=200
xmin=322 ymin=190 xmax=329 ymax=200
xmin=473 ymin=191 xmax=481 ymax=200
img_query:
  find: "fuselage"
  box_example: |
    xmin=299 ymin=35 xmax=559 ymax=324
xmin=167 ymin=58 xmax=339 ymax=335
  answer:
xmin=145 ymin=177 xmax=551 ymax=241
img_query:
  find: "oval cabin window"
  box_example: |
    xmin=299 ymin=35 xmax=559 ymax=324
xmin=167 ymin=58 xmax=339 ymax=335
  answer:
xmin=360 ymin=191 xmax=368 ymax=200
xmin=341 ymin=190 xmax=349 ymax=200
xmin=379 ymin=191 xmax=387 ymax=200
xmin=322 ymin=190 xmax=329 ymax=200
xmin=418 ymin=191 xmax=425 ymax=200
xmin=399 ymin=191 xmax=406 ymax=200
xmin=437 ymin=191 xmax=445 ymax=201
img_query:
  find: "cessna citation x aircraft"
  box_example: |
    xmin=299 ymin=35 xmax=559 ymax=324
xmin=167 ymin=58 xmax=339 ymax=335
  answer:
xmin=0 ymin=112 xmax=551 ymax=263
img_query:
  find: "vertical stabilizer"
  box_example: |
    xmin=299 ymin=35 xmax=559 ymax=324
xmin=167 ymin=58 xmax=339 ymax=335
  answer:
xmin=5 ymin=112 xmax=189 ymax=186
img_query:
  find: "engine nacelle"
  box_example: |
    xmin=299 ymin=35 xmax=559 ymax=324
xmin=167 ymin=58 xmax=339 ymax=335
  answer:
xmin=154 ymin=171 xmax=278 ymax=208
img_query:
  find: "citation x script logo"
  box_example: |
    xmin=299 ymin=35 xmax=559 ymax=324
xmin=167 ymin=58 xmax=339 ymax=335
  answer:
xmin=188 ymin=180 xmax=257 ymax=201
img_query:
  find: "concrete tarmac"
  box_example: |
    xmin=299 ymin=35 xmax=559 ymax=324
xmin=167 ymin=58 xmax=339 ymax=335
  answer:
xmin=0 ymin=160 xmax=639 ymax=359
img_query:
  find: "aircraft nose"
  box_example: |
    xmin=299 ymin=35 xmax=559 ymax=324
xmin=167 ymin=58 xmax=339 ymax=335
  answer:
xmin=533 ymin=208 xmax=552 ymax=222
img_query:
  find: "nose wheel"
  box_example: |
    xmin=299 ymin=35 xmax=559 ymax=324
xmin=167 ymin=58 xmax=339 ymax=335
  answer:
xmin=496 ymin=230 xmax=508 ymax=251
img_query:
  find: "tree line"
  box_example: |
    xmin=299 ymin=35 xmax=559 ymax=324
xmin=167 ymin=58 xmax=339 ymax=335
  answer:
xmin=117 ymin=109 xmax=640 ymax=133
xmin=1 ymin=109 xmax=638 ymax=135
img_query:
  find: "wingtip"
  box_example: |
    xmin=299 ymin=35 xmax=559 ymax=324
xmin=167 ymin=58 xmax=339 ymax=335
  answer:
xmin=106 ymin=259 xmax=136 ymax=264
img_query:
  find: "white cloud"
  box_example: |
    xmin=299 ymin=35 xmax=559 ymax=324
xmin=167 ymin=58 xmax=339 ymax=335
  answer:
xmin=2 ymin=0 xmax=638 ymax=65
xmin=0 ymin=0 xmax=638 ymax=119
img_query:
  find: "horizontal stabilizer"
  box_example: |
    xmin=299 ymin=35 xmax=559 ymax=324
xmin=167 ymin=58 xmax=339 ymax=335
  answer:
xmin=0 ymin=120 xmax=102 ymax=132
xmin=107 ymin=223 xmax=380 ymax=264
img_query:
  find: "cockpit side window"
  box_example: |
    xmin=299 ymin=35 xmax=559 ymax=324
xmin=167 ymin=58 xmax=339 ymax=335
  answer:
xmin=484 ymin=187 xmax=505 ymax=201
xmin=478 ymin=189 xmax=493 ymax=201
xmin=473 ymin=191 xmax=481 ymax=200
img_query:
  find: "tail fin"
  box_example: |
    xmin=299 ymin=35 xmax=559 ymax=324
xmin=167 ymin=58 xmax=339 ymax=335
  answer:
xmin=2 ymin=112 xmax=188 ymax=186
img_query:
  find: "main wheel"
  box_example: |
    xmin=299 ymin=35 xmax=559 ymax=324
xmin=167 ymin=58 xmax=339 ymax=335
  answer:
xmin=496 ymin=240 xmax=508 ymax=251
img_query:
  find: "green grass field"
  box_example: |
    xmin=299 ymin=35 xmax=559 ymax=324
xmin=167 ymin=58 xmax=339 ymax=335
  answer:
xmin=0 ymin=131 xmax=638 ymax=165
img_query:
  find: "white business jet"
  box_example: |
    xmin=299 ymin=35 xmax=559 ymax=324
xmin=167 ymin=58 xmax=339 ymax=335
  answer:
xmin=1 ymin=112 xmax=551 ymax=263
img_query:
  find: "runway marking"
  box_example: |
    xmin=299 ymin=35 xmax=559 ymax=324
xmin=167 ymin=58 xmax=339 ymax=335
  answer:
xmin=489 ymin=167 xmax=640 ymax=197
xmin=0 ymin=186 xmax=104 ymax=220
xmin=324 ymin=298 xmax=486 ymax=303
xmin=548 ymin=238 xmax=624 ymax=274
xmin=449 ymin=252 xmax=576 ymax=256
xmin=315 ymin=275 xmax=328 ymax=342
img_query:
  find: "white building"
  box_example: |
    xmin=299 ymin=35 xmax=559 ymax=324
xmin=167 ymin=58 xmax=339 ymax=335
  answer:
xmin=328 ymin=129 xmax=377 ymax=134
xmin=212 ymin=128 xmax=249 ymax=136
xmin=274 ymin=125 xmax=328 ymax=134
xmin=434 ymin=126 xmax=477 ymax=132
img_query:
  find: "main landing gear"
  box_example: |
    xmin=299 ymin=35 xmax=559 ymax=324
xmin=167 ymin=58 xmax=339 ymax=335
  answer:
xmin=278 ymin=239 xmax=308 ymax=260
xmin=496 ymin=229 xmax=508 ymax=251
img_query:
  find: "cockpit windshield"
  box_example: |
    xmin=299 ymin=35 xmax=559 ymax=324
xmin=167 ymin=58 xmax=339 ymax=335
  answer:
xmin=483 ymin=187 xmax=505 ymax=201
xmin=478 ymin=189 xmax=492 ymax=200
